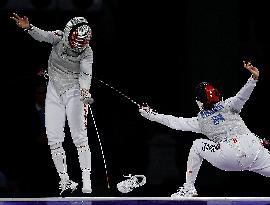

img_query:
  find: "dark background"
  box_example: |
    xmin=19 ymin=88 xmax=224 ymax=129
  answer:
xmin=0 ymin=0 xmax=270 ymax=198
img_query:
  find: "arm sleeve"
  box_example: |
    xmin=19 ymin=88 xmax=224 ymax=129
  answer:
xmin=225 ymin=76 xmax=257 ymax=113
xmin=27 ymin=25 xmax=62 ymax=44
xmin=79 ymin=49 xmax=93 ymax=90
xmin=141 ymin=110 xmax=201 ymax=133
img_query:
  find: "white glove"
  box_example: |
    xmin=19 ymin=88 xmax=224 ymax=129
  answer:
xmin=139 ymin=103 xmax=155 ymax=119
xmin=80 ymin=88 xmax=94 ymax=104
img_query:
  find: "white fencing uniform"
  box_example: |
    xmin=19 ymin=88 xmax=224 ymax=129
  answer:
xmin=140 ymin=77 xmax=270 ymax=189
xmin=26 ymin=17 xmax=93 ymax=193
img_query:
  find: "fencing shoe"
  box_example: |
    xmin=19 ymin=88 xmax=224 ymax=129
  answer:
xmin=117 ymin=174 xmax=146 ymax=193
xmin=171 ymin=183 xmax=198 ymax=197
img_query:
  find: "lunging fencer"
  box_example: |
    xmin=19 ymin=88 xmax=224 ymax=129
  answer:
xmin=139 ymin=61 xmax=270 ymax=197
xmin=11 ymin=13 xmax=94 ymax=194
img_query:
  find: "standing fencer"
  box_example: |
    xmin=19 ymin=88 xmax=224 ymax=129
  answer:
xmin=11 ymin=13 xmax=93 ymax=194
xmin=139 ymin=61 xmax=270 ymax=197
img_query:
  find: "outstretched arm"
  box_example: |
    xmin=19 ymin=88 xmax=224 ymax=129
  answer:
xmin=139 ymin=104 xmax=201 ymax=133
xmin=10 ymin=13 xmax=62 ymax=44
xmin=225 ymin=60 xmax=259 ymax=113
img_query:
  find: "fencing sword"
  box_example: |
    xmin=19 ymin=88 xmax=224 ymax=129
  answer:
xmin=93 ymin=77 xmax=141 ymax=107
xmin=88 ymin=104 xmax=111 ymax=189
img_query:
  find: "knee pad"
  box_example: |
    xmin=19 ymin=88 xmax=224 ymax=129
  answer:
xmin=76 ymin=141 xmax=90 ymax=153
xmin=50 ymin=143 xmax=64 ymax=155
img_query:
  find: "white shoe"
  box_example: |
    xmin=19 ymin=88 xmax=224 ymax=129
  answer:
xmin=59 ymin=179 xmax=78 ymax=195
xmin=117 ymin=174 xmax=146 ymax=193
xmin=171 ymin=183 xmax=198 ymax=197
xmin=82 ymin=180 xmax=92 ymax=194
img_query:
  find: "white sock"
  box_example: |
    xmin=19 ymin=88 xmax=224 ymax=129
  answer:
xmin=77 ymin=141 xmax=91 ymax=184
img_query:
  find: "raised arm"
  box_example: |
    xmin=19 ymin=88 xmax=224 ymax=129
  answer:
xmin=10 ymin=13 xmax=62 ymax=44
xmin=139 ymin=104 xmax=201 ymax=133
xmin=225 ymin=61 xmax=259 ymax=113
